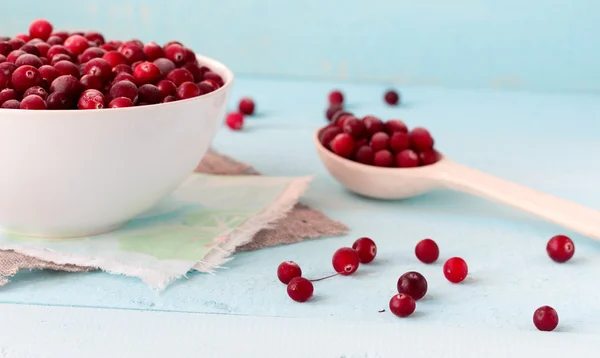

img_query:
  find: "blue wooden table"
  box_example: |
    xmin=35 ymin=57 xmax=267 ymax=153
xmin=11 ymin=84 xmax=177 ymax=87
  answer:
xmin=1 ymin=77 xmax=599 ymax=357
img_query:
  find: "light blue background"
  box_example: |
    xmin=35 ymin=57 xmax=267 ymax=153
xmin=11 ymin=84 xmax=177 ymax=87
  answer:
xmin=1 ymin=0 xmax=599 ymax=92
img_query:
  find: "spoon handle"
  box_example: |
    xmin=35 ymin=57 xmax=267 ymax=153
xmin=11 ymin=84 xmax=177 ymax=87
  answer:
xmin=435 ymin=160 xmax=600 ymax=240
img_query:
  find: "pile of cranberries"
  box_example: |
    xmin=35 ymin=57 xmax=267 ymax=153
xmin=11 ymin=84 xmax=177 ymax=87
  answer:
xmin=225 ymin=97 xmax=255 ymax=130
xmin=278 ymin=234 xmax=574 ymax=332
xmin=0 ymin=19 xmax=225 ymax=110
xmin=319 ymin=110 xmax=438 ymax=168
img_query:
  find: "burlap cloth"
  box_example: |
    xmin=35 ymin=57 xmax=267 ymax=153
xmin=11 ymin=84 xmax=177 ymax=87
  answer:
xmin=0 ymin=150 xmax=348 ymax=284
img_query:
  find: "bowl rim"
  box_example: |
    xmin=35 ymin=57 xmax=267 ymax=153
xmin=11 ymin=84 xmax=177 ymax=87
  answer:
xmin=0 ymin=54 xmax=235 ymax=116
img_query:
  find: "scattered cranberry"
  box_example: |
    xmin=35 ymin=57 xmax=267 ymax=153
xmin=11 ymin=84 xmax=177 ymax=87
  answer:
xmin=546 ymin=235 xmax=575 ymax=263
xmin=29 ymin=19 xmax=53 ymax=41
xmin=277 ymin=261 xmax=302 ymax=284
xmin=225 ymin=112 xmax=244 ymax=130
xmin=352 ymin=237 xmax=377 ymax=264
xmin=108 ymin=97 xmax=134 ymax=108
xmin=409 ymin=127 xmax=434 ymax=152
xmin=330 ymin=133 xmax=355 ymax=158
xmin=395 ymin=149 xmax=420 ymax=168
xmin=332 ymin=247 xmax=360 ymax=275
xmin=19 ymin=95 xmax=47 ymax=110
xmin=354 ymin=146 xmax=374 ymax=165
xmin=384 ymin=90 xmax=400 ymax=105
xmin=415 ymin=239 xmax=439 ymax=264
xmin=238 ymin=97 xmax=255 ymax=115
xmin=397 ymin=272 xmax=428 ymax=300
xmin=287 ymin=277 xmax=314 ymax=303
xmin=328 ymin=90 xmax=344 ymax=105
xmin=533 ymin=306 xmax=559 ymax=332
xmin=389 ymin=293 xmax=416 ymax=317
xmin=443 ymin=257 xmax=468 ymax=283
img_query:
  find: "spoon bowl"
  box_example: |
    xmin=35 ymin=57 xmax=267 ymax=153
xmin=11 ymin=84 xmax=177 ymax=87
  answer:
xmin=314 ymin=128 xmax=600 ymax=241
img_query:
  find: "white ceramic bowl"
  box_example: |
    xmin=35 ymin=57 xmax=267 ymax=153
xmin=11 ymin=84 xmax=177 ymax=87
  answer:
xmin=0 ymin=55 xmax=233 ymax=238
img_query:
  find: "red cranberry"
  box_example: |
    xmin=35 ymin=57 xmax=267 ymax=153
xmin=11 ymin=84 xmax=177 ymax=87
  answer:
xmin=197 ymin=80 xmax=216 ymax=94
xmin=80 ymin=74 xmax=104 ymax=91
xmin=123 ymin=40 xmax=144 ymax=49
xmin=238 ymin=97 xmax=255 ymax=115
xmin=389 ymin=132 xmax=410 ymax=153
xmin=51 ymin=31 xmax=69 ymax=41
xmin=164 ymin=44 xmax=187 ymax=66
xmin=389 ymin=294 xmax=416 ymax=317
xmin=166 ymin=68 xmax=194 ymax=87
xmin=287 ymin=277 xmax=314 ymax=303
xmin=29 ymin=19 xmax=53 ymax=41
xmin=331 ymin=110 xmax=351 ymax=125
xmin=23 ymin=86 xmax=48 ymax=100
xmin=203 ymin=71 xmax=223 ymax=87
xmin=8 ymin=38 xmax=25 ymax=50
xmin=7 ymin=50 xmax=26 ymax=63
xmin=330 ymin=133 xmax=355 ymax=158
xmin=38 ymin=64 xmax=59 ymax=86
xmin=50 ymin=75 xmax=83 ymax=98
xmin=277 ymin=261 xmax=302 ymax=284
xmin=119 ymin=43 xmax=146 ymax=64
xmin=370 ymin=132 xmax=390 ymax=151
xmin=103 ymin=51 xmax=128 ymax=68
xmin=79 ymin=47 xmax=106 ymax=63
xmin=83 ymin=58 xmax=112 ymax=80
xmin=373 ymin=150 xmax=394 ymax=167
xmin=138 ymin=84 xmax=162 ymax=104
xmin=11 ymin=65 xmax=42 ymax=91
xmin=409 ymin=127 xmax=434 ymax=151
xmin=112 ymin=63 xmax=133 ymax=76
xmin=397 ymin=271 xmax=428 ymax=301
xmin=395 ymin=149 xmax=419 ymax=168
xmin=546 ymin=235 xmax=575 ymax=263
xmin=328 ymin=90 xmax=344 ymax=105
xmin=163 ymin=41 xmax=183 ymax=49
xmin=77 ymin=89 xmax=105 ymax=110
xmin=415 ymin=238 xmax=439 ymax=264
xmin=133 ymin=61 xmax=161 ymax=85
xmin=84 ymin=32 xmax=105 ymax=46
xmin=343 ymin=117 xmax=367 ymax=139
xmin=15 ymin=54 xmax=42 ymax=68
xmin=46 ymin=90 xmax=73 ymax=110
xmin=63 ymin=35 xmax=89 ymax=55
xmin=1 ymin=99 xmax=20 ymax=108
xmin=419 ymin=150 xmax=439 ymax=166
xmin=46 ymin=45 xmax=72 ymax=61
xmin=34 ymin=42 xmax=50 ymax=57
xmin=332 ymin=247 xmax=360 ymax=275
xmin=46 ymin=36 xmax=63 ymax=46
xmin=533 ymin=306 xmax=559 ymax=332
xmin=108 ymin=97 xmax=133 ymax=108
xmin=182 ymin=63 xmax=203 ymax=82
xmin=0 ymin=62 xmax=16 ymax=89
xmin=318 ymin=125 xmax=343 ymax=148
xmin=156 ymin=80 xmax=177 ymax=97
xmin=0 ymin=42 xmax=12 ymax=57
xmin=225 ymin=112 xmax=244 ymax=130
xmin=326 ymin=105 xmax=343 ymax=121
xmin=142 ymin=42 xmax=164 ymax=61
xmin=385 ymin=119 xmax=408 ymax=134
xmin=184 ymin=48 xmax=197 ymax=64
xmin=360 ymin=116 xmax=383 ymax=136
xmin=50 ymin=53 xmax=72 ymax=65
xmin=153 ymin=58 xmax=176 ymax=76
xmin=443 ymin=257 xmax=468 ymax=283
xmin=19 ymin=94 xmax=47 ymax=110
xmin=352 ymin=237 xmax=377 ymax=264
xmin=162 ymin=95 xmax=176 ymax=103
xmin=354 ymin=146 xmax=374 ymax=165
xmin=54 ymin=60 xmax=79 ymax=78
xmin=15 ymin=34 xmax=30 ymax=42
xmin=0 ymin=55 xmax=5 ymax=64
xmin=384 ymin=90 xmax=400 ymax=105
xmin=176 ymin=82 xmax=200 ymax=100
xmin=113 ymin=72 xmax=136 ymax=84
xmin=109 ymin=80 xmax=138 ymax=102
xmin=20 ymin=44 xmax=40 ymax=56
xmin=0 ymin=88 xmax=17 ymax=105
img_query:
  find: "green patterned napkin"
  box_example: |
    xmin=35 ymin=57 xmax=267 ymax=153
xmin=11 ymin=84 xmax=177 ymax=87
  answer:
xmin=0 ymin=173 xmax=312 ymax=290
